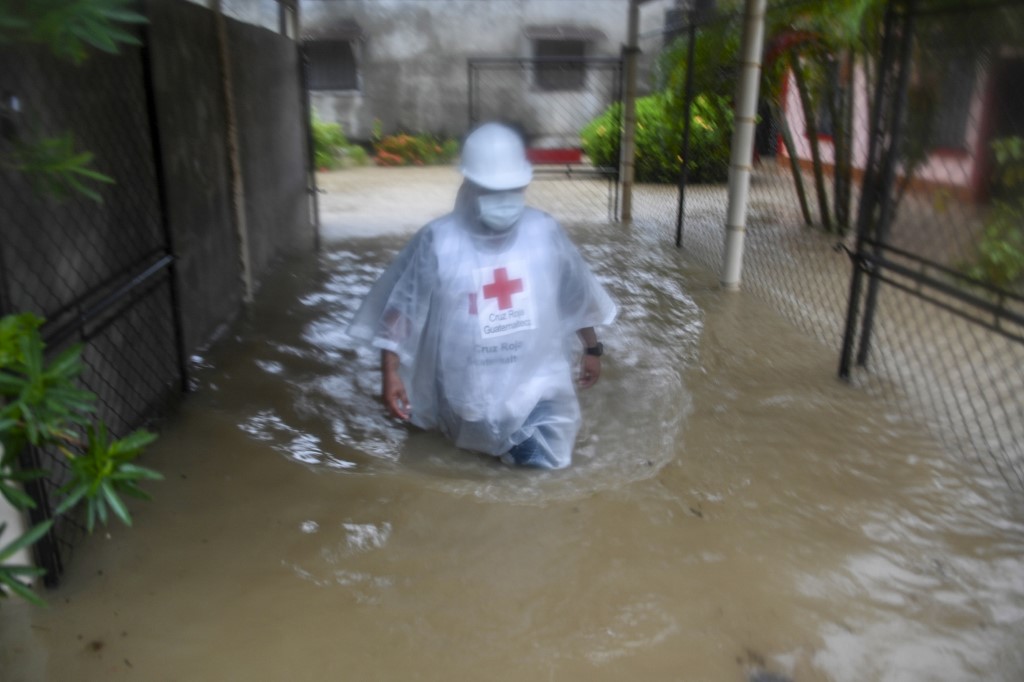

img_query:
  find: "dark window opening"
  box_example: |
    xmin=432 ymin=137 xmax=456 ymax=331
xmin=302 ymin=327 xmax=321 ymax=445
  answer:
xmin=930 ymin=57 xmax=976 ymax=150
xmin=815 ymin=59 xmax=841 ymax=138
xmin=534 ymin=40 xmax=586 ymax=91
xmin=306 ymin=40 xmax=358 ymax=91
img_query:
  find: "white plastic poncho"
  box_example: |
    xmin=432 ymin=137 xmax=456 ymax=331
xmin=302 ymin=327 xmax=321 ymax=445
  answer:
xmin=347 ymin=184 xmax=616 ymax=468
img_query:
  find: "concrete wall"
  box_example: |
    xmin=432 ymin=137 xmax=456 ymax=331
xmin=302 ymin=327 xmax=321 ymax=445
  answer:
xmin=304 ymin=0 xmax=673 ymax=143
xmin=149 ymin=0 xmax=314 ymax=352
xmin=780 ymin=62 xmax=988 ymax=201
xmin=148 ymin=0 xmax=241 ymax=355
xmin=228 ymin=19 xmax=316 ymax=278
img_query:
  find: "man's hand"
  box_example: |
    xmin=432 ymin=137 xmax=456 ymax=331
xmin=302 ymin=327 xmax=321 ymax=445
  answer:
xmin=578 ymin=354 xmax=601 ymax=389
xmin=576 ymin=327 xmax=602 ymax=389
xmin=382 ymin=350 xmax=411 ymax=420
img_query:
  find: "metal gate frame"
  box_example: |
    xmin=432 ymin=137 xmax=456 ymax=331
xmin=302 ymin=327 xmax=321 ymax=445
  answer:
xmin=837 ymin=0 xmax=1024 ymax=488
xmin=0 ymin=23 xmax=188 ymax=585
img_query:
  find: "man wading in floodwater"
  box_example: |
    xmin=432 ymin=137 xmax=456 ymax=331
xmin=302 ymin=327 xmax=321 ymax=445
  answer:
xmin=347 ymin=122 xmax=616 ymax=469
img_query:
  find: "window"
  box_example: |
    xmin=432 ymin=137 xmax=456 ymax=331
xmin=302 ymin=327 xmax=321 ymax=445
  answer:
xmin=534 ymin=39 xmax=586 ymax=91
xmin=305 ymin=40 xmax=359 ymax=91
xmin=930 ymin=57 xmax=976 ymax=150
xmin=815 ymin=59 xmax=841 ymax=138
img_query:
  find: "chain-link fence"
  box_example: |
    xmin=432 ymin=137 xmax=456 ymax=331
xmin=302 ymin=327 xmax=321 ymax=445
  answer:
xmin=469 ymin=57 xmax=622 ymax=223
xmin=0 ymin=36 xmax=184 ymax=581
xmin=1 ymin=0 xmax=313 ymax=584
xmin=631 ymin=0 xmax=1024 ymax=490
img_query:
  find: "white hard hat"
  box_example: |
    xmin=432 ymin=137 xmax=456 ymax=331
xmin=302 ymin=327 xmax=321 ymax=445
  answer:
xmin=459 ymin=123 xmax=533 ymax=190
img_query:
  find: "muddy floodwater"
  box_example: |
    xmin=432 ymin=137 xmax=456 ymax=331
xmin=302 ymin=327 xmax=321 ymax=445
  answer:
xmin=3 ymin=169 xmax=1024 ymax=681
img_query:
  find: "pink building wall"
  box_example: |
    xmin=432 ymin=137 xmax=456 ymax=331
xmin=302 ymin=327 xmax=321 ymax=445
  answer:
xmin=779 ymin=61 xmax=992 ymax=202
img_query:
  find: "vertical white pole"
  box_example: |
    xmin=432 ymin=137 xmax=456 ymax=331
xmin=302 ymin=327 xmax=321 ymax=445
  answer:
xmin=720 ymin=0 xmax=767 ymax=290
xmin=620 ymin=0 xmax=640 ymax=224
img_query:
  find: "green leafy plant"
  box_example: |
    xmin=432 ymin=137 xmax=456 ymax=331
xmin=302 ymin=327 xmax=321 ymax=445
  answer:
xmin=0 ymin=0 xmax=145 ymax=203
xmin=311 ymin=116 xmax=368 ymax=170
xmin=581 ymin=93 xmax=732 ymax=184
xmin=0 ymin=0 xmax=146 ymax=64
xmin=373 ymin=132 xmax=458 ymax=167
xmin=1 ymin=1 xmax=159 ymax=605
xmin=0 ymin=313 xmax=162 ymax=605
xmin=962 ymin=137 xmax=1024 ymax=291
xmin=5 ymin=133 xmax=115 ymax=202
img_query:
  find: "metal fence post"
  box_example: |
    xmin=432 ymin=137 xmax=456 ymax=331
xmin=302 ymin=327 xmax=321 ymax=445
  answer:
xmin=675 ymin=13 xmax=698 ymax=248
xmin=140 ymin=7 xmax=190 ymax=395
xmin=839 ymin=0 xmax=900 ymax=379
xmin=855 ymin=0 xmax=917 ymax=368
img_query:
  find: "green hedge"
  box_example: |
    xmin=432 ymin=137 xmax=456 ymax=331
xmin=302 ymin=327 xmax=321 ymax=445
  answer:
xmin=581 ymin=93 xmax=733 ymax=184
xmin=312 ymin=117 xmax=369 ymax=170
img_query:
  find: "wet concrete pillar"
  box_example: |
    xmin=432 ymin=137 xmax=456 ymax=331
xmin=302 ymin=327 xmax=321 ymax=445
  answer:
xmin=720 ymin=0 xmax=767 ymax=290
xmin=619 ymin=0 xmax=640 ymax=224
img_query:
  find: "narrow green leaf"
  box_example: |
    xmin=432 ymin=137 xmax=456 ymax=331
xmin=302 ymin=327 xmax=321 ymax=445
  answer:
xmin=85 ymin=500 xmax=97 ymax=533
xmin=72 ymin=167 xmax=115 ymax=183
xmin=66 ymin=176 xmax=103 ymax=203
xmin=100 ymin=481 xmax=131 ymax=526
xmin=93 ymin=22 xmax=140 ymax=47
xmin=0 ymin=572 xmax=47 ymax=606
xmin=1 ymin=564 xmax=46 ymax=577
xmin=20 ymin=404 xmax=39 ymax=445
xmin=98 ymin=8 xmax=149 ymax=24
xmin=4 ymin=468 xmax=47 ymax=483
xmin=110 ymin=430 xmax=158 ymax=455
xmin=0 ymin=519 xmax=53 ymax=563
xmin=46 ymin=345 xmax=84 ymax=378
xmin=95 ymin=496 xmax=108 ymax=527
xmin=114 ymin=481 xmax=152 ymax=501
xmin=54 ymin=483 xmax=88 ymax=515
xmin=0 ymin=481 xmax=37 ymax=510
xmin=112 ymin=463 xmax=163 ymax=481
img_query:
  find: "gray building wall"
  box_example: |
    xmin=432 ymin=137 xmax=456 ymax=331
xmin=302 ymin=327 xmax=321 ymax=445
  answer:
xmin=303 ymin=0 xmax=672 ymax=143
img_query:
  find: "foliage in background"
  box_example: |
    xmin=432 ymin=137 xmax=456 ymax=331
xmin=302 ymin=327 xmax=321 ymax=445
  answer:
xmin=581 ymin=93 xmax=732 ymax=184
xmin=579 ymin=9 xmax=736 ymax=186
xmin=5 ymin=132 xmax=115 ymax=202
xmin=0 ymin=0 xmax=160 ymax=605
xmin=0 ymin=0 xmax=145 ymax=63
xmin=0 ymin=0 xmax=146 ymax=202
xmin=311 ymin=116 xmax=368 ymax=170
xmin=761 ymin=0 xmax=890 ymax=235
xmin=373 ymin=132 xmax=458 ymax=167
xmin=962 ymin=137 xmax=1024 ymax=292
xmin=0 ymin=314 xmax=162 ymax=604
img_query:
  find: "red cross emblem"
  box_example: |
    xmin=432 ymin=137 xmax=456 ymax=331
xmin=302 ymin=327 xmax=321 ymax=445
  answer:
xmin=482 ymin=267 xmax=523 ymax=311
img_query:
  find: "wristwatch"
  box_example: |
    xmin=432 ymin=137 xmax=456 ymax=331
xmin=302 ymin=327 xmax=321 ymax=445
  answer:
xmin=585 ymin=342 xmax=604 ymax=357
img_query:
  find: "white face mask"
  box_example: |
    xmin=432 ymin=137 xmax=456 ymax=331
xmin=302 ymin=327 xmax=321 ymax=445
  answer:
xmin=477 ymin=191 xmax=526 ymax=232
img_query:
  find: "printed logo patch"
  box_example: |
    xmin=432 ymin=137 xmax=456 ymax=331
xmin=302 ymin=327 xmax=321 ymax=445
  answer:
xmin=474 ymin=262 xmax=535 ymax=339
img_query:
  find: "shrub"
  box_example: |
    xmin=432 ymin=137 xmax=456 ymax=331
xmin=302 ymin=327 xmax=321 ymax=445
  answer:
xmin=373 ymin=132 xmax=459 ymax=167
xmin=311 ymin=116 xmax=368 ymax=170
xmin=962 ymin=136 xmax=1024 ymax=291
xmin=1 ymin=313 xmax=161 ymax=604
xmin=580 ymin=93 xmax=733 ymax=184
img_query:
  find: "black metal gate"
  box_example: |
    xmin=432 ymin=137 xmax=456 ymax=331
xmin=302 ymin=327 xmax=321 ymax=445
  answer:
xmin=468 ymin=57 xmax=622 ymax=223
xmin=0 ymin=32 xmax=185 ymax=583
xmin=838 ymin=0 xmax=1024 ymax=488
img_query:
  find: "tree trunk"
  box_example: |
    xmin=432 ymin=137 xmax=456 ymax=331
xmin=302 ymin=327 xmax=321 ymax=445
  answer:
xmin=791 ymin=49 xmax=833 ymax=232
xmin=829 ymin=50 xmax=855 ymax=235
xmin=769 ymin=99 xmax=813 ymax=226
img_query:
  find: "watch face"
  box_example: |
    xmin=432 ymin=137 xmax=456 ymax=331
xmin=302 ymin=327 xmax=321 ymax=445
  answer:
xmin=587 ymin=342 xmax=604 ymax=357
